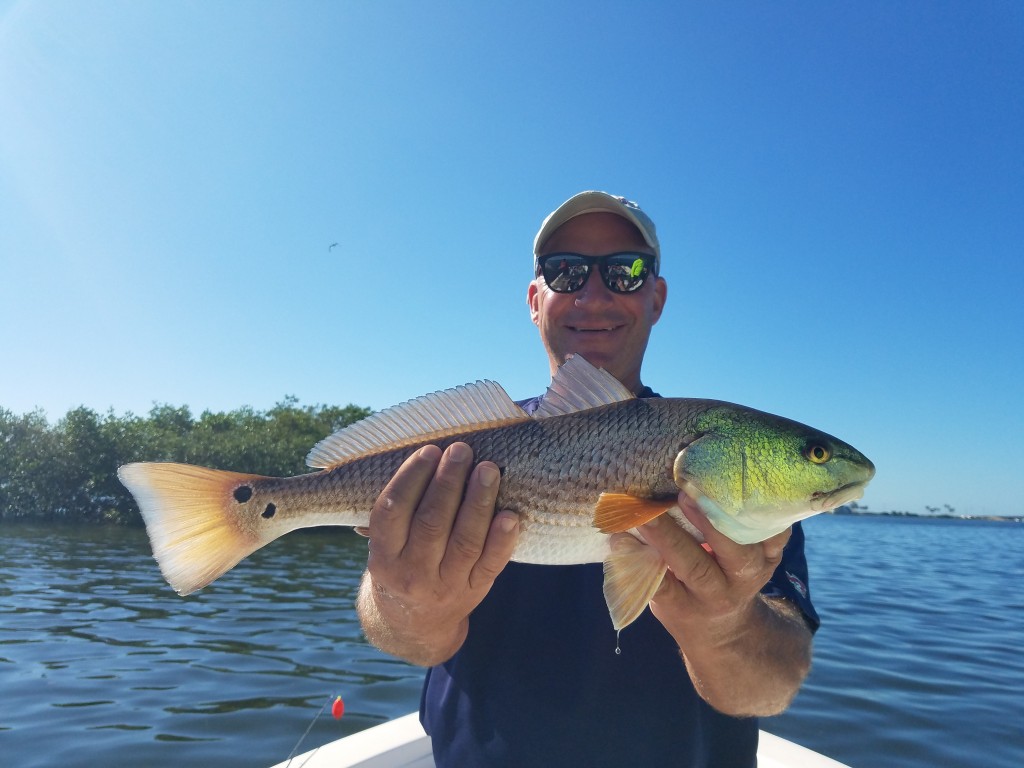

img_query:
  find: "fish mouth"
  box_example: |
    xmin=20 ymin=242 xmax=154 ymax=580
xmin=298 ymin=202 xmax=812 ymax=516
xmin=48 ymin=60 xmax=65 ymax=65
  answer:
xmin=810 ymin=481 xmax=867 ymax=512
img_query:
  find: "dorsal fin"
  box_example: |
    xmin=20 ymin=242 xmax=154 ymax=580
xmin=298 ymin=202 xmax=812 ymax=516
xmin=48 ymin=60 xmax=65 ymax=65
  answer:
xmin=306 ymin=379 xmax=530 ymax=469
xmin=532 ymin=355 xmax=635 ymax=419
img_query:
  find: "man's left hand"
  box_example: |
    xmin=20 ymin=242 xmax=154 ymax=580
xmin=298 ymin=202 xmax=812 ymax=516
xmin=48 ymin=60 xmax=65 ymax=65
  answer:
xmin=613 ymin=491 xmax=811 ymax=717
xmin=635 ymin=493 xmax=789 ymax=639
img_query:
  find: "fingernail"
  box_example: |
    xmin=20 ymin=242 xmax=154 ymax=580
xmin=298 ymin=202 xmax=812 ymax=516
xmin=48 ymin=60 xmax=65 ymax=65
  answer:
xmin=448 ymin=443 xmax=471 ymax=463
xmin=497 ymin=512 xmax=518 ymax=533
xmin=478 ymin=464 xmax=500 ymax=488
xmin=643 ymin=514 xmax=663 ymax=529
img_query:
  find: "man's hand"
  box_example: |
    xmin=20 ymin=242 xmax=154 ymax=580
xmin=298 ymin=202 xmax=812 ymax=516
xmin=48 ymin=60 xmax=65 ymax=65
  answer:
xmin=623 ymin=493 xmax=812 ymax=717
xmin=357 ymin=442 xmax=520 ymax=666
xmin=640 ymin=494 xmax=790 ymax=634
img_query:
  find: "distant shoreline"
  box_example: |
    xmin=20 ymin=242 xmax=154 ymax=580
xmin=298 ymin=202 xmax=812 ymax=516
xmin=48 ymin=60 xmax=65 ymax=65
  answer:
xmin=832 ymin=506 xmax=1023 ymax=524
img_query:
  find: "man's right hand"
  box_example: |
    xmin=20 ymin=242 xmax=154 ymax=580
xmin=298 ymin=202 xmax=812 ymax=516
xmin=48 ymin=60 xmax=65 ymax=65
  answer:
xmin=356 ymin=442 xmax=520 ymax=666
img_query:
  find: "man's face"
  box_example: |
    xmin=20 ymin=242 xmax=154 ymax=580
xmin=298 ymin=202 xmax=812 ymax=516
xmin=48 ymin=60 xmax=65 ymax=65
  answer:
xmin=527 ymin=212 xmax=667 ymax=392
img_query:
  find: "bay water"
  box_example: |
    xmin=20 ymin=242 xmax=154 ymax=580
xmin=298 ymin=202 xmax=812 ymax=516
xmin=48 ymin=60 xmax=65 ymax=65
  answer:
xmin=1 ymin=514 xmax=1021 ymax=767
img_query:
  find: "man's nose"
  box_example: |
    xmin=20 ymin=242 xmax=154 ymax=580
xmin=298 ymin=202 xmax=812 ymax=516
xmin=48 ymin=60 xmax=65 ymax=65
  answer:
xmin=574 ymin=273 xmax=614 ymax=305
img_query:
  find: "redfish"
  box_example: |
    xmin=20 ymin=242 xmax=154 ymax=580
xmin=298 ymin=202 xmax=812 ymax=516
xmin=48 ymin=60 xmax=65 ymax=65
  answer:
xmin=118 ymin=356 xmax=874 ymax=629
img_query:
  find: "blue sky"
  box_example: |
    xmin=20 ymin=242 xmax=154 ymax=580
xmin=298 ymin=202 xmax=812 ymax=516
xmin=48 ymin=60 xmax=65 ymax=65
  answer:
xmin=1 ymin=2 xmax=1021 ymax=517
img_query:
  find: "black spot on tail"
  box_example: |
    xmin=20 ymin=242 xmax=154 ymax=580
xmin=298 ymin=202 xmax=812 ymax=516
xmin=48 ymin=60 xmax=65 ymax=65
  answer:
xmin=262 ymin=503 xmax=277 ymax=519
xmin=233 ymin=485 xmax=253 ymax=503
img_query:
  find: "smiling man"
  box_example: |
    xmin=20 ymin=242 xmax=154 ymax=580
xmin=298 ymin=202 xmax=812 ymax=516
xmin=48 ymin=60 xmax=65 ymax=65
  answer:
xmin=357 ymin=192 xmax=818 ymax=768
xmin=528 ymin=200 xmax=666 ymax=394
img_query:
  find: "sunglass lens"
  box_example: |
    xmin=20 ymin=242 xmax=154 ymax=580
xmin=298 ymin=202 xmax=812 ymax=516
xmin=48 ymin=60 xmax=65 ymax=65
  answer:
xmin=601 ymin=255 xmax=649 ymax=293
xmin=542 ymin=256 xmax=590 ymax=293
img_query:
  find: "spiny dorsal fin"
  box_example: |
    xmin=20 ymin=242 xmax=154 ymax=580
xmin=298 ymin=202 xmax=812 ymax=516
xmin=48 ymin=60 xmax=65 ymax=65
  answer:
xmin=532 ymin=355 xmax=635 ymax=419
xmin=306 ymin=379 xmax=530 ymax=469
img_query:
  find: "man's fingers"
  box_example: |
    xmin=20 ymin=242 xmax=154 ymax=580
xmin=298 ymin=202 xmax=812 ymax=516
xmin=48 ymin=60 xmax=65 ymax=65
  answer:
xmin=469 ymin=510 xmax=520 ymax=590
xmin=403 ymin=443 xmax=477 ymax=565
xmin=367 ymin=441 xmax=513 ymax=597
xmin=677 ymin=493 xmax=791 ymax=585
xmin=367 ymin=444 xmax=443 ymax=560
xmin=678 ymin=494 xmax=783 ymax=561
xmin=639 ymin=513 xmax=722 ymax=594
xmin=760 ymin=528 xmax=791 ymax=568
xmin=441 ymin=460 xmax=504 ymax=576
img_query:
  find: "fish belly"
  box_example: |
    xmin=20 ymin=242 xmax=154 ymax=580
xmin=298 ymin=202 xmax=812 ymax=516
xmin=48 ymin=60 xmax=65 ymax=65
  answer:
xmin=511 ymin=520 xmax=610 ymax=565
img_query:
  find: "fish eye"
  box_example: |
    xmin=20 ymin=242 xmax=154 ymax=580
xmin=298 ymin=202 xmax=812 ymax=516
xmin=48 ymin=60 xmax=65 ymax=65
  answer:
xmin=805 ymin=443 xmax=831 ymax=464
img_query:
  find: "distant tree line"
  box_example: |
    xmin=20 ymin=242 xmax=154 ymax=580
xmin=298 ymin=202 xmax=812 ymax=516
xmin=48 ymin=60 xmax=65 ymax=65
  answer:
xmin=843 ymin=500 xmax=961 ymax=518
xmin=0 ymin=397 xmax=370 ymax=525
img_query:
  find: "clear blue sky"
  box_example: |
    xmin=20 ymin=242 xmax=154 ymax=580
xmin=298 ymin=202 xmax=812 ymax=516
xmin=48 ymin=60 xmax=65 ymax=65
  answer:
xmin=1 ymin=2 xmax=1021 ymax=517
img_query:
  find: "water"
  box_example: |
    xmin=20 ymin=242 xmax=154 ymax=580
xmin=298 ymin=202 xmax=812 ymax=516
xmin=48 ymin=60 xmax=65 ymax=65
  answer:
xmin=766 ymin=514 xmax=1024 ymax=767
xmin=1 ymin=515 xmax=1022 ymax=768
xmin=0 ymin=524 xmax=420 ymax=767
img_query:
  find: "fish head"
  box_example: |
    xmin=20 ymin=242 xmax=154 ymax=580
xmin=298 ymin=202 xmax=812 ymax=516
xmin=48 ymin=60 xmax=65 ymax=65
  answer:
xmin=672 ymin=405 xmax=875 ymax=544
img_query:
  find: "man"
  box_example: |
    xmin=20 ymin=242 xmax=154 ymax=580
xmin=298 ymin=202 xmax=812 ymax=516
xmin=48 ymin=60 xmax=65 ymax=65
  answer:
xmin=357 ymin=191 xmax=819 ymax=767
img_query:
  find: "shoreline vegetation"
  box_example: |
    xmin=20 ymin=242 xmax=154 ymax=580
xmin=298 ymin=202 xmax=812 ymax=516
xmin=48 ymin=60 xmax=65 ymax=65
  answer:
xmin=833 ymin=504 xmax=1022 ymax=524
xmin=2 ymin=402 xmax=1019 ymax=525
xmin=0 ymin=399 xmax=370 ymax=525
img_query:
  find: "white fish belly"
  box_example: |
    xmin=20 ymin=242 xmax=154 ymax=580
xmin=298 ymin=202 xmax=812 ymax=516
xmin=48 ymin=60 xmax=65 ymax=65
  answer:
xmin=510 ymin=521 xmax=610 ymax=565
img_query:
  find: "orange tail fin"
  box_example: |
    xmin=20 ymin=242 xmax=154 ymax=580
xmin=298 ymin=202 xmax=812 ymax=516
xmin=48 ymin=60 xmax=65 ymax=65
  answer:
xmin=118 ymin=462 xmax=269 ymax=595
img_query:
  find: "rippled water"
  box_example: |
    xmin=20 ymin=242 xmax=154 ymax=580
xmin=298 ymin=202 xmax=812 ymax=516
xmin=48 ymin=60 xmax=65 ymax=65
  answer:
xmin=0 ymin=525 xmax=420 ymax=767
xmin=767 ymin=514 xmax=1024 ymax=767
xmin=2 ymin=515 xmax=1022 ymax=767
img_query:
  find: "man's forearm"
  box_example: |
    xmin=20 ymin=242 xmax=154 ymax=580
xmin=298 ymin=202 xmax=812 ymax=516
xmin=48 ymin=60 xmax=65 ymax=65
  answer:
xmin=678 ymin=595 xmax=812 ymax=718
xmin=356 ymin=571 xmax=467 ymax=667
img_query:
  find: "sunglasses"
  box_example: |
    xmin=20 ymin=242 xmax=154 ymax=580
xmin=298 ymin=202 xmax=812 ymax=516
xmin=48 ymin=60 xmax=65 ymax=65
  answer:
xmin=536 ymin=252 xmax=656 ymax=294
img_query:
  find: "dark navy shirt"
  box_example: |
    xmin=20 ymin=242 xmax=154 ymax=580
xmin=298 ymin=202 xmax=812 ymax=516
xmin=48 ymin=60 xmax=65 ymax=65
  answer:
xmin=421 ymin=389 xmax=819 ymax=767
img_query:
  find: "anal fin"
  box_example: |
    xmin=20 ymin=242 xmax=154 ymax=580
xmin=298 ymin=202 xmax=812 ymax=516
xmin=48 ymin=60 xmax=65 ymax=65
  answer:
xmin=602 ymin=535 xmax=667 ymax=631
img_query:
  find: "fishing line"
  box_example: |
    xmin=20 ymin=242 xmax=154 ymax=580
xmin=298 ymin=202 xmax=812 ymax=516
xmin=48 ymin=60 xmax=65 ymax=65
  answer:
xmin=283 ymin=694 xmax=345 ymax=768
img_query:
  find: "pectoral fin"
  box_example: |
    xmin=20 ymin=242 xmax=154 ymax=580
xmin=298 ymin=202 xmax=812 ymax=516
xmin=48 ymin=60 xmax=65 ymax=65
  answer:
xmin=602 ymin=535 xmax=667 ymax=631
xmin=593 ymin=493 xmax=673 ymax=534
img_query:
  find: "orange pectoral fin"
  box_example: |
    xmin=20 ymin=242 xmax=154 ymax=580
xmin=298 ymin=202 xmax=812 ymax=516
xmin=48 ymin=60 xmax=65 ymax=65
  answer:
xmin=593 ymin=493 xmax=674 ymax=534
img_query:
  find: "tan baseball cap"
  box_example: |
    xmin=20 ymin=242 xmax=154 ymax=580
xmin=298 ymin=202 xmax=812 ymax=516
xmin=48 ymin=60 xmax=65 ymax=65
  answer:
xmin=533 ymin=191 xmax=660 ymax=275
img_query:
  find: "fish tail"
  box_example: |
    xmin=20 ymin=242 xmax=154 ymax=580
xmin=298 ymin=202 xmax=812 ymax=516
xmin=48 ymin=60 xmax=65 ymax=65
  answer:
xmin=118 ymin=462 xmax=270 ymax=596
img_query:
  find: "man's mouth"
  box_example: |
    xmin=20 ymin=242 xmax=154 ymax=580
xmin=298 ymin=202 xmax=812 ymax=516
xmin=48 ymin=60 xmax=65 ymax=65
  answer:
xmin=567 ymin=324 xmax=622 ymax=333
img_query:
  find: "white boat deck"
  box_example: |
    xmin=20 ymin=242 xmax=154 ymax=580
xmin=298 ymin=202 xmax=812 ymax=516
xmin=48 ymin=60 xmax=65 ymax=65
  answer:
xmin=269 ymin=712 xmax=851 ymax=768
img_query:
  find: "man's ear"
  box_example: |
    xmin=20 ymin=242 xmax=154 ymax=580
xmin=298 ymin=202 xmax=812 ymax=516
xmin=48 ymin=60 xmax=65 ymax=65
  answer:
xmin=650 ymin=276 xmax=667 ymax=325
xmin=527 ymin=279 xmax=541 ymax=325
